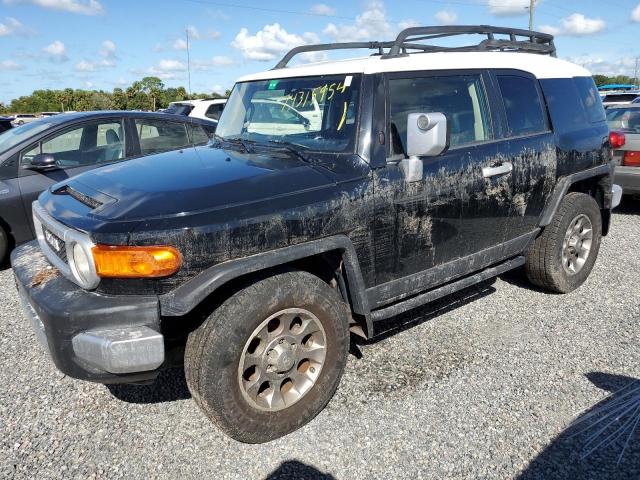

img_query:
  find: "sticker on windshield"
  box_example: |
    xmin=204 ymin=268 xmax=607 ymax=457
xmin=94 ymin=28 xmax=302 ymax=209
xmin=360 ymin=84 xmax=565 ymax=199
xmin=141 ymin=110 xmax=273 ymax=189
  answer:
xmin=268 ymin=80 xmax=279 ymax=90
xmin=344 ymin=75 xmax=353 ymax=87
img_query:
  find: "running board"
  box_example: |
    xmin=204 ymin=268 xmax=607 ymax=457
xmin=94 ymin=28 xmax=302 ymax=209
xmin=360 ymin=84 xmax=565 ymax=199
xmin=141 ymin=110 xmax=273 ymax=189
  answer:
xmin=370 ymin=256 xmax=525 ymax=322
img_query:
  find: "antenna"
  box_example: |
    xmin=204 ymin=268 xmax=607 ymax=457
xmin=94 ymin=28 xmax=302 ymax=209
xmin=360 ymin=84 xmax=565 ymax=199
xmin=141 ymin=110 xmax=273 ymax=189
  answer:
xmin=186 ymin=27 xmax=192 ymax=96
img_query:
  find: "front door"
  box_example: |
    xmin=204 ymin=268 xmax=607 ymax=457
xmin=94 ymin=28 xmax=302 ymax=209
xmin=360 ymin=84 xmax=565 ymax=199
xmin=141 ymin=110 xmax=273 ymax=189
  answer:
xmin=371 ymin=71 xmax=512 ymax=305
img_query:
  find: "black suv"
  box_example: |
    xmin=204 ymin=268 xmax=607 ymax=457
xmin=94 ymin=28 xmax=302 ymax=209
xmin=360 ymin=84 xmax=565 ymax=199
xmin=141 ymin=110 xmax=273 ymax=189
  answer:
xmin=12 ymin=26 xmax=621 ymax=443
xmin=0 ymin=111 xmax=217 ymax=263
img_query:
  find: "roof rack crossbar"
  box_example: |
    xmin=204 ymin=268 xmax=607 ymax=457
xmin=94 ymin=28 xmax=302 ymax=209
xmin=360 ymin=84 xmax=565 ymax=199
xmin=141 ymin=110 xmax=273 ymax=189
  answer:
xmin=273 ymin=25 xmax=556 ymax=69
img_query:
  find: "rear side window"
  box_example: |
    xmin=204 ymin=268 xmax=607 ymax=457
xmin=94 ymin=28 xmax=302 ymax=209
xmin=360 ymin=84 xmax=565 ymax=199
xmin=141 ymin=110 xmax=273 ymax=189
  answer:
xmin=496 ymin=75 xmax=547 ymax=137
xmin=205 ymin=104 xmax=224 ymax=120
xmin=388 ymin=74 xmax=493 ymax=154
xmin=135 ymin=119 xmax=191 ymax=155
xmin=574 ymin=77 xmax=605 ymax=123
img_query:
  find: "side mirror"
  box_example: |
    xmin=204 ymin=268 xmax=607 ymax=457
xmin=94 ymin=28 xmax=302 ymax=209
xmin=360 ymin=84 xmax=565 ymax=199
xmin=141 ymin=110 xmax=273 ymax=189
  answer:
xmin=401 ymin=112 xmax=448 ymax=183
xmin=28 ymin=153 xmax=58 ymax=171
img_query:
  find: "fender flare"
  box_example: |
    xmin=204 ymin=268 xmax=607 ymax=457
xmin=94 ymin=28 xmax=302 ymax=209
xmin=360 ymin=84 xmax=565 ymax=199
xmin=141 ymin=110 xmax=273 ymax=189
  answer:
xmin=159 ymin=235 xmax=373 ymax=334
xmin=538 ymin=163 xmax=614 ymax=227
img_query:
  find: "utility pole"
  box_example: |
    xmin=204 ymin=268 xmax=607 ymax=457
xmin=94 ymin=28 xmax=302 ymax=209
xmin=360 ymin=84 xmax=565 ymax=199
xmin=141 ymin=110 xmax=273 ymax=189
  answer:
xmin=634 ymin=57 xmax=639 ymax=88
xmin=186 ymin=28 xmax=192 ymax=96
xmin=528 ymin=0 xmax=535 ymax=31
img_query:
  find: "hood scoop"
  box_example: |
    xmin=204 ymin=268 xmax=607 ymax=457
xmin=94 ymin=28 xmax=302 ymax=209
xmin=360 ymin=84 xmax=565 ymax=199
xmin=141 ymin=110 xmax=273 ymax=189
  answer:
xmin=52 ymin=183 xmax=107 ymax=210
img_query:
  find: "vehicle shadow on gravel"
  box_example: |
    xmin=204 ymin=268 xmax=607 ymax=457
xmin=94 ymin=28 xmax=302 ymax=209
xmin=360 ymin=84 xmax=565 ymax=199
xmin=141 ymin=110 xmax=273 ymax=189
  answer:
xmin=106 ymin=367 xmax=191 ymax=404
xmin=264 ymin=460 xmax=335 ymax=479
xmin=615 ymin=196 xmax=640 ymax=215
xmin=518 ymin=371 xmax=640 ymax=480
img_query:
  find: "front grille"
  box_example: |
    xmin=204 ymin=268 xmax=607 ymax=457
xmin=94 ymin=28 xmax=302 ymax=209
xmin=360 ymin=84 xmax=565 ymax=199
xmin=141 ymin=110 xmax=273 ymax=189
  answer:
xmin=42 ymin=226 xmax=67 ymax=262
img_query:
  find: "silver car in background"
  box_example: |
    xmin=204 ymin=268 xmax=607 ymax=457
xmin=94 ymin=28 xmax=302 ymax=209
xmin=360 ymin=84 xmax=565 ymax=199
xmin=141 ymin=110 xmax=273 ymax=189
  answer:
xmin=607 ymin=104 xmax=640 ymax=195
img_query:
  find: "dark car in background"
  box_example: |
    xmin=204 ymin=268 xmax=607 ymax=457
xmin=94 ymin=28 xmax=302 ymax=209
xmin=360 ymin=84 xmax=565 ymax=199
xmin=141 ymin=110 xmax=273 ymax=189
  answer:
xmin=0 ymin=117 xmax=12 ymax=134
xmin=0 ymin=111 xmax=217 ymax=263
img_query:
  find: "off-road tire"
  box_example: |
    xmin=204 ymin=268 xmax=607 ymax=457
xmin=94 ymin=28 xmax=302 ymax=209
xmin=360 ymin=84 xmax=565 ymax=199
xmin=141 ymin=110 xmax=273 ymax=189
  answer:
xmin=525 ymin=192 xmax=602 ymax=293
xmin=184 ymin=270 xmax=350 ymax=443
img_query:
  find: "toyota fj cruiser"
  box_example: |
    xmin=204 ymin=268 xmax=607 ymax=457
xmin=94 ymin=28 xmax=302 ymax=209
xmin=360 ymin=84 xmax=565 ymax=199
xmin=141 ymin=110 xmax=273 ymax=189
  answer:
xmin=12 ymin=26 xmax=622 ymax=443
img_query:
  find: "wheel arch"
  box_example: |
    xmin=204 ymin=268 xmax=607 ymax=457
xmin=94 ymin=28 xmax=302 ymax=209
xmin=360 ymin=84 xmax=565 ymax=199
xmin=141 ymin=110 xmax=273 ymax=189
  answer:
xmin=538 ymin=163 xmax=614 ymax=236
xmin=159 ymin=235 xmax=373 ymax=338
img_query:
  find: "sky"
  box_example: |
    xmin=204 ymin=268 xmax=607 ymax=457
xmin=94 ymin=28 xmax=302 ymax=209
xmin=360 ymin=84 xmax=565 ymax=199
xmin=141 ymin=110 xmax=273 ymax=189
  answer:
xmin=0 ymin=0 xmax=639 ymax=104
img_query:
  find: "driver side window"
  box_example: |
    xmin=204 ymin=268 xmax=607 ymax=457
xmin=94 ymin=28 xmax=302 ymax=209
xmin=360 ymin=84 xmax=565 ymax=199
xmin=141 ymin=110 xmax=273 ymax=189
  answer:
xmin=388 ymin=74 xmax=493 ymax=158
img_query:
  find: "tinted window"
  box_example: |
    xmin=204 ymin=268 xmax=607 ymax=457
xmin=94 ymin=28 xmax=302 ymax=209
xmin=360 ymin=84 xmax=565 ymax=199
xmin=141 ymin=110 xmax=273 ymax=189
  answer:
xmin=603 ymin=94 xmax=639 ymax=103
xmin=497 ymin=75 xmax=547 ymax=137
xmin=606 ymin=108 xmax=640 ymax=133
xmin=205 ymin=104 xmax=224 ymax=120
xmin=135 ymin=119 xmax=190 ymax=155
xmin=21 ymin=120 xmax=125 ymax=168
xmin=188 ymin=124 xmax=211 ymax=144
xmin=388 ymin=74 xmax=492 ymax=154
xmin=539 ymin=78 xmax=588 ymax=133
xmin=574 ymin=77 xmax=605 ymax=123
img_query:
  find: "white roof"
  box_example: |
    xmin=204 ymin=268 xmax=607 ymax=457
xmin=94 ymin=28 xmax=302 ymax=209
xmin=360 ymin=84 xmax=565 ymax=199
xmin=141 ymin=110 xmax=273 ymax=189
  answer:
xmin=238 ymin=52 xmax=590 ymax=82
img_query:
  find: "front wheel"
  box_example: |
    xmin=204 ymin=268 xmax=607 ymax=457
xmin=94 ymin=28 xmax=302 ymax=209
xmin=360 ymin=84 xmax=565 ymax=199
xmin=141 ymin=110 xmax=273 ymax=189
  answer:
xmin=525 ymin=192 xmax=602 ymax=293
xmin=185 ymin=270 xmax=350 ymax=443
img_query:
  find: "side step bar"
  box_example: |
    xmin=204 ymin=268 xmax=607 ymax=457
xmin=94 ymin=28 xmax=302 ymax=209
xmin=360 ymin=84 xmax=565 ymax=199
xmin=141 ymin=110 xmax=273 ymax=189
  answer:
xmin=370 ymin=256 xmax=525 ymax=322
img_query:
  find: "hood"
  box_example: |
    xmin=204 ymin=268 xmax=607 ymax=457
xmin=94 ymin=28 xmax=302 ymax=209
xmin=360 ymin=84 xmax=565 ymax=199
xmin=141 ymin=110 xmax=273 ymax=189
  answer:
xmin=46 ymin=145 xmax=343 ymax=223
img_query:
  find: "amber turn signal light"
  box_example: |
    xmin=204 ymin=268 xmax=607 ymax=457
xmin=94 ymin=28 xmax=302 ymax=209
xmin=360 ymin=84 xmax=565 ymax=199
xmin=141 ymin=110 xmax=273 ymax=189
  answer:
xmin=92 ymin=245 xmax=182 ymax=278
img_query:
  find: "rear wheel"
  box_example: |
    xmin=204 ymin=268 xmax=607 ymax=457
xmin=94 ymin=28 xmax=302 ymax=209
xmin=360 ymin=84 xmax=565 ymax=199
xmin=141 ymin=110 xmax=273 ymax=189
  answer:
xmin=185 ymin=270 xmax=350 ymax=443
xmin=525 ymin=192 xmax=602 ymax=293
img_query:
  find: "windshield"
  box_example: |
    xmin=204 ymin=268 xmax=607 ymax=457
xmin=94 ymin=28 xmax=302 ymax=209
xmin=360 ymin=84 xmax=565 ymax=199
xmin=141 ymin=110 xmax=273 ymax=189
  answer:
xmin=216 ymin=74 xmax=361 ymax=152
xmin=606 ymin=108 xmax=640 ymax=133
xmin=0 ymin=120 xmax=56 ymax=154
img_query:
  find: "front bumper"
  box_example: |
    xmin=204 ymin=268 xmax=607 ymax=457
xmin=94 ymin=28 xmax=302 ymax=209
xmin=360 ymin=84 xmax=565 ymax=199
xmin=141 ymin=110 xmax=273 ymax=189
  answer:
xmin=615 ymin=166 xmax=640 ymax=195
xmin=11 ymin=241 xmax=164 ymax=384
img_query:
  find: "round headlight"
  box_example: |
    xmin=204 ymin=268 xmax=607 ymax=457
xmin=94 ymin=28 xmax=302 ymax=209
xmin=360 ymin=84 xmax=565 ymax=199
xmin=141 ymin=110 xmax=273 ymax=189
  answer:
xmin=72 ymin=243 xmax=92 ymax=284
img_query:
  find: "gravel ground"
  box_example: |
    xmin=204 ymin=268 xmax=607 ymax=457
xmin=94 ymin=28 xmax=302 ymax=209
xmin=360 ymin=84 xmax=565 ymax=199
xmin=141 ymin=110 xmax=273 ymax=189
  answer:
xmin=1 ymin=199 xmax=639 ymax=480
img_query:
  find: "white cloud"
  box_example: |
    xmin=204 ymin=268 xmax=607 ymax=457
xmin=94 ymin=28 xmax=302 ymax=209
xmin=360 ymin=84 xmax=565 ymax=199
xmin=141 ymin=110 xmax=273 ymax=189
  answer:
xmin=486 ymin=0 xmax=529 ymax=17
xmin=0 ymin=59 xmax=23 ymax=71
xmin=173 ymin=38 xmax=188 ymax=51
xmin=43 ymin=40 xmax=68 ymax=62
xmin=187 ymin=25 xmax=201 ymax=40
xmin=0 ymin=17 xmax=33 ymax=36
xmin=566 ymin=54 xmax=638 ymax=76
xmin=4 ymin=0 xmax=104 ymax=15
xmin=631 ymin=4 xmax=640 ymax=22
xmin=434 ymin=10 xmax=458 ymax=25
xmin=541 ymin=13 xmax=606 ymax=37
xmin=310 ymin=3 xmax=335 ymax=16
xmin=232 ymin=23 xmax=319 ymax=61
xmin=134 ymin=59 xmax=187 ymax=80
xmin=100 ymin=39 xmax=116 ymax=58
xmin=398 ymin=19 xmax=419 ymax=29
xmin=75 ymin=40 xmax=116 ymax=71
xmin=323 ymin=1 xmax=393 ymax=41
xmin=192 ymin=55 xmax=235 ymax=70
xmin=207 ymin=30 xmax=221 ymax=40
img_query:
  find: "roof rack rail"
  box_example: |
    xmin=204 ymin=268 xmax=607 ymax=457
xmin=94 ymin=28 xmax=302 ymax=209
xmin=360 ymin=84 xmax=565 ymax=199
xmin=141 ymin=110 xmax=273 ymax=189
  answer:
xmin=274 ymin=24 xmax=556 ymax=69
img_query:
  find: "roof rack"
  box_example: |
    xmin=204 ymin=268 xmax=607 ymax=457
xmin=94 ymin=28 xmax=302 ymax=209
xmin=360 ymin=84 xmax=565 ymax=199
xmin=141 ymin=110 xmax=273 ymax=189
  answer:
xmin=273 ymin=25 xmax=556 ymax=69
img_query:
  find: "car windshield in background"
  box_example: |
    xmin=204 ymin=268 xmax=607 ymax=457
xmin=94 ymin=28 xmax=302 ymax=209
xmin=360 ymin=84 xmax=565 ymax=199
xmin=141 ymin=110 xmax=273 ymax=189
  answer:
xmin=606 ymin=107 xmax=640 ymax=133
xmin=166 ymin=103 xmax=194 ymax=116
xmin=216 ymin=74 xmax=361 ymax=152
xmin=602 ymin=94 xmax=639 ymax=103
xmin=0 ymin=120 xmax=55 ymax=154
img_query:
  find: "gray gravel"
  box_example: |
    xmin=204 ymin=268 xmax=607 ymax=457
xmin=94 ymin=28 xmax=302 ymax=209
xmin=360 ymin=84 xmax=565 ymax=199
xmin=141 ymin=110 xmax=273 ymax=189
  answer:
xmin=1 ymin=199 xmax=639 ymax=480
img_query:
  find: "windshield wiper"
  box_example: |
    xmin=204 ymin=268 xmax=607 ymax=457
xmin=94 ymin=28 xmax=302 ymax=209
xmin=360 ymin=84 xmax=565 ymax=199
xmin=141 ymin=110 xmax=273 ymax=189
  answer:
xmin=218 ymin=136 xmax=254 ymax=153
xmin=263 ymin=140 xmax=316 ymax=164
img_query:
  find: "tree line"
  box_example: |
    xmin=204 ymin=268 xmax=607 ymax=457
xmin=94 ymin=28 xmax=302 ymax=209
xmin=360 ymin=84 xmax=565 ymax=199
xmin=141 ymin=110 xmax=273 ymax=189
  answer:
xmin=0 ymin=77 xmax=229 ymax=114
xmin=1 ymin=74 xmax=637 ymax=115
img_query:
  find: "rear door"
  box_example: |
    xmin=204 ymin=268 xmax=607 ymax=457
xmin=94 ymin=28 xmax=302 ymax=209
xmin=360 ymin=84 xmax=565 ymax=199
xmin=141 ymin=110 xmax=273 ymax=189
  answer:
xmin=490 ymin=71 xmax=556 ymax=241
xmin=17 ymin=118 xmax=125 ymax=231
